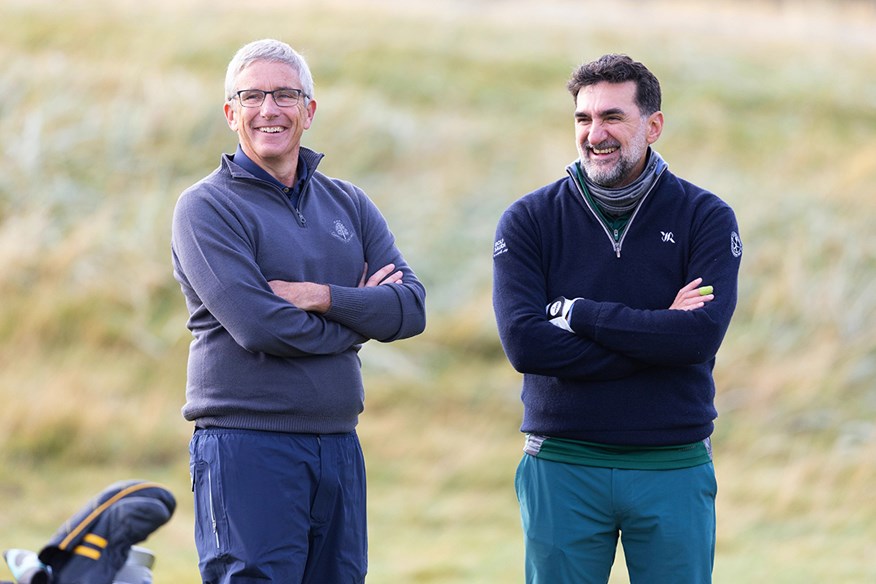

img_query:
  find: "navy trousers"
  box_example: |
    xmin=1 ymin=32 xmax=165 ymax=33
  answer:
xmin=190 ymin=429 xmax=367 ymax=584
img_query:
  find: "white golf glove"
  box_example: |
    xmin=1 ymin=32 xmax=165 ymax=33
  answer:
xmin=546 ymin=296 xmax=579 ymax=332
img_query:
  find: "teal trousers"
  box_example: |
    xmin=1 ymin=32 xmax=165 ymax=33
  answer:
xmin=515 ymin=454 xmax=716 ymax=584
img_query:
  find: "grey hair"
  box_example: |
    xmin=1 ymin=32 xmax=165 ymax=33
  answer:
xmin=224 ymin=39 xmax=314 ymax=102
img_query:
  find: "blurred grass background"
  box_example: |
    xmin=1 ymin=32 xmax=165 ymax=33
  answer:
xmin=1 ymin=0 xmax=875 ymax=582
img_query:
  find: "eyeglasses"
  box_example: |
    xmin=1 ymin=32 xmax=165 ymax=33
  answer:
xmin=232 ymin=88 xmax=308 ymax=108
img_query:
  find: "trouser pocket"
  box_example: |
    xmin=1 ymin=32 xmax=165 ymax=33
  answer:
xmin=190 ymin=434 xmax=230 ymax=562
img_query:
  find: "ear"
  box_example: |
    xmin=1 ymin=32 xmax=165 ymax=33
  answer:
xmin=224 ymin=101 xmax=238 ymax=131
xmin=302 ymin=98 xmax=317 ymax=131
xmin=646 ymin=111 xmax=664 ymax=144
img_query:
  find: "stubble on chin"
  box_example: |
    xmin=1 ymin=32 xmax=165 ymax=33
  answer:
xmin=581 ymin=158 xmax=627 ymax=188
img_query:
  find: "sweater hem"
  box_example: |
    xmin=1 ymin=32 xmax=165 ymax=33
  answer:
xmin=192 ymin=414 xmax=359 ymax=434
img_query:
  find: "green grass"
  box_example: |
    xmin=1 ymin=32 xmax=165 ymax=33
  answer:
xmin=1 ymin=0 xmax=875 ymax=582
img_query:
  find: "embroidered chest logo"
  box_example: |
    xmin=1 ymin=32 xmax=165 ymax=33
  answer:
xmin=331 ymin=220 xmax=354 ymax=242
xmin=660 ymin=231 xmax=675 ymax=243
xmin=493 ymin=238 xmax=508 ymax=258
xmin=730 ymin=231 xmax=743 ymax=258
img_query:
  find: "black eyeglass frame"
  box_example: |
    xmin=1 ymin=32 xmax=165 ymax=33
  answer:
xmin=231 ymin=88 xmax=310 ymax=108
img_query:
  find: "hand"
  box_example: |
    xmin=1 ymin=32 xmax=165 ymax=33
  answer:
xmin=358 ymin=262 xmax=403 ymax=287
xmin=268 ymin=281 xmax=331 ymax=313
xmin=546 ymin=296 xmax=578 ymax=332
xmin=669 ymin=277 xmax=714 ymax=311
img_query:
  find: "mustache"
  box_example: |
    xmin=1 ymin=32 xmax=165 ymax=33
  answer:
xmin=586 ymin=140 xmax=621 ymax=151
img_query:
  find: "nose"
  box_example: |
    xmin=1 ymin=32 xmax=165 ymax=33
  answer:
xmin=588 ymin=119 xmax=609 ymax=145
xmin=259 ymin=94 xmax=281 ymax=116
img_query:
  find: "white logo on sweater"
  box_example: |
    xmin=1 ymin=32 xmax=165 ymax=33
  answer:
xmin=331 ymin=220 xmax=354 ymax=242
xmin=730 ymin=231 xmax=743 ymax=257
xmin=493 ymin=238 xmax=507 ymax=257
xmin=661 ymin=231 xmax=675 ymax=243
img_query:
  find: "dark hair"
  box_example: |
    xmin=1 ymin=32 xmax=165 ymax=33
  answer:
xmin=567 ymin=54 xmax=661 ymax=115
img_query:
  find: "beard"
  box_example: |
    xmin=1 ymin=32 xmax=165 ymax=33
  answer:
xmin=579 ymin=124 xmax=649 ymax=188
xmin=581 ymin=149 xmax=639 ymax=187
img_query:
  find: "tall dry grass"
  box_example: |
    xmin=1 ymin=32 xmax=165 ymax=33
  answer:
xmin=1 ymin=0 xmax=875 ymax=582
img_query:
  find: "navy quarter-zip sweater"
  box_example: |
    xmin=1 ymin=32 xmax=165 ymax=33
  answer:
xmin=172 ymin=147 xmax=426 ymax=433
xmin=492 ymin=161 xmax=742 ymax=446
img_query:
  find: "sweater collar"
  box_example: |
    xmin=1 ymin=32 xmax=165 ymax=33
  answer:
xmin=576 ymin=148 xmax=668 ymax=217
xmin=225 ymin=145 xmax=324 ymax=188
xmin=232 ymin=145 xmax=301 ymax=190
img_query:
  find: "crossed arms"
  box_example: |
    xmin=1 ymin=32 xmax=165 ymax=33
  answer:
xmin=492 ymin=205 xmax=739 ymax=381
xmin=268 ymin=262 xmax=403 ymax=313
xmin=171 ymin=189 xmax=426 ymax=359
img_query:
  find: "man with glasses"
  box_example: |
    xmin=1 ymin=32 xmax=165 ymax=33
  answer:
xmin=172 ymin=39 xmax=426 ymax=583
xmin=492 ymin=54 xmax=742 ymax=583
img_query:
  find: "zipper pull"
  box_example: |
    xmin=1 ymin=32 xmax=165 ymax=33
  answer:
xmin=613 ymin=228 xmax=620 ymax=242
xmin=296 ymin=210 xmax=307 ymax=226
xmin=615 ymin=243 xmax=621 ymax=258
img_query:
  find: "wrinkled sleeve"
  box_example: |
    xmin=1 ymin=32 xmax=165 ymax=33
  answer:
xmin=492 ymin=204 xmax=650 ymax=381
xmin=324 ymin=190 xmax=426 ymax=342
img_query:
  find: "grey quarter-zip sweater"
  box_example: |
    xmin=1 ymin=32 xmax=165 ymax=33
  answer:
xmin=172 ymin=147 xmax=426 ymax=433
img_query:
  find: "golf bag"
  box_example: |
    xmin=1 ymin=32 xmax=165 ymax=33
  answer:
xmin=3 ymin=479 xmax=175 ymax=584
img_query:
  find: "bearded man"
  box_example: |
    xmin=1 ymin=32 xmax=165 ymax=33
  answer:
xmin=492 ymin=54 xmax=743 ymax=584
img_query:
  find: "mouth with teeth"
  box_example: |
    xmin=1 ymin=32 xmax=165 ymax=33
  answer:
xmin=588 ymin=143 xmax=619 ymax=156
xmin=258 ymin=126 xmax=285 ymax=134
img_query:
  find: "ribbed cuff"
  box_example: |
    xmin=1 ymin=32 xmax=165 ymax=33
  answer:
xmin=325 ymin=285 xmax=367 ymax=329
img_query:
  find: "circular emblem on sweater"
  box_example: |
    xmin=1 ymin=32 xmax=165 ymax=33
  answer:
xmin=730 ymin=231 xmax=743 ymax=258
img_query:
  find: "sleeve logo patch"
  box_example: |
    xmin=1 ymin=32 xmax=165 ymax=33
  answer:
xmin=493 ymin=238 xmax=508 ymax=258
xmin=730 ymin=231 xmax=743 ymax=258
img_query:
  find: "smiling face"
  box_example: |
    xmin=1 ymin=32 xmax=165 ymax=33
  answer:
xmin=574 ymin=81 xmax=663 ymax=188
xmin=223 ymin=59 xmax=316 ymax=184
